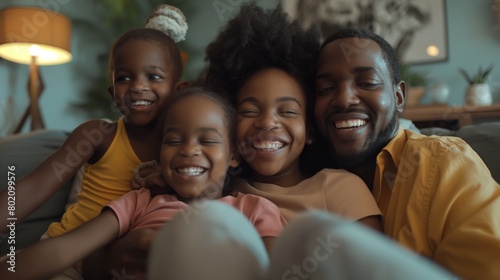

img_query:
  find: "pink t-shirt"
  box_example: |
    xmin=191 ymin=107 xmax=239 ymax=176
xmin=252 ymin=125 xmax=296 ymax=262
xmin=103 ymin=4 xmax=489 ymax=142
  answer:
xmin=106 ymin=188 xmax=287 ymax=238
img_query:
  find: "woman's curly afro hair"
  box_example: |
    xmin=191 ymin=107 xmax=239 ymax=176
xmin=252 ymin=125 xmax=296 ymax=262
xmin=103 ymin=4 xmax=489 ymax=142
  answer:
xmin=202 ymin=2 xmax=319 ymax=111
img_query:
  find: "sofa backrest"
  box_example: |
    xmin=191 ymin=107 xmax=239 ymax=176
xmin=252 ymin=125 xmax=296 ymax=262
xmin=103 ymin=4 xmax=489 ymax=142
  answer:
xmin=455 ymin=123 xmax=500 ymax=184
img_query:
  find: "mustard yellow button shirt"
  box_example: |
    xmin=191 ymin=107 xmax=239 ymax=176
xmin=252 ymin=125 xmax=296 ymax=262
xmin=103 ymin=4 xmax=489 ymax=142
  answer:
xmin=374 ymin=129 xmax=500 ymax=279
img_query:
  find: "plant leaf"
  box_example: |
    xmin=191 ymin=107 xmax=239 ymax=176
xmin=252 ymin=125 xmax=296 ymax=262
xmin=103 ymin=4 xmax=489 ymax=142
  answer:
xmin=482 ymin=64 xmax=494 ymax=80
xmin=459 ymin=68 xmax=472 ymax=84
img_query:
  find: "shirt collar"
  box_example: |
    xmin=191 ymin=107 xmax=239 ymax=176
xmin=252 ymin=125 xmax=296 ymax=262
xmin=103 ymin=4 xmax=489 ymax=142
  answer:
xmin=379 ymin=128 xmax=407 ymax=168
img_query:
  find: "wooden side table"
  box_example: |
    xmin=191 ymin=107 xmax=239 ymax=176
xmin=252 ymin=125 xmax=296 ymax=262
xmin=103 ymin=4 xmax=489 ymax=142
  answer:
xmin=400 ymin=103 xmax=500 ymax=130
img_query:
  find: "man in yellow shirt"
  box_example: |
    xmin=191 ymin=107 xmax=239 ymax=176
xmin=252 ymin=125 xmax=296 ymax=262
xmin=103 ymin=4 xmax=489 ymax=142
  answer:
xmin=314 ymin=27 xmax=500 ymax=279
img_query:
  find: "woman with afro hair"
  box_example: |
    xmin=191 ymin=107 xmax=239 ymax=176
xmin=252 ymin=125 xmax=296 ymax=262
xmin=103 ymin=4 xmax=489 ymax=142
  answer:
xmin=201 ymin=2 xmax=381 ymax=227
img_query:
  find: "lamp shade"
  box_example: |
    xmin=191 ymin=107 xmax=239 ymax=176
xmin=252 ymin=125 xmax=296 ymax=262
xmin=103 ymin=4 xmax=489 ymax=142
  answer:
xmin=0 ymin=6 xmax=72 ymax=65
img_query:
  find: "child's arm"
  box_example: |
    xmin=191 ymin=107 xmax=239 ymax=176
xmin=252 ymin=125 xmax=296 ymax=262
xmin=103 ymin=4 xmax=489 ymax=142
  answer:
xmin=357 ymin=215 xmax=383 ymax=232
xmin=0 ymin=120 xmax=115 ymax=232
xmin=82 ymin=228 xmax=156 ymax=279
xmin=0 ymin=209 xmax=119 ymax=280
xmin=262 ymin=236 xmax=276 ymax=254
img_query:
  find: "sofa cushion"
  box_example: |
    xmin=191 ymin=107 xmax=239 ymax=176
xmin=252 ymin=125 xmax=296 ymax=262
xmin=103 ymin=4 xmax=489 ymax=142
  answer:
xmin=419 ymin=127 xmax=456 ymax=137
xmin=0 ymin=130 xmax=73 ymax=255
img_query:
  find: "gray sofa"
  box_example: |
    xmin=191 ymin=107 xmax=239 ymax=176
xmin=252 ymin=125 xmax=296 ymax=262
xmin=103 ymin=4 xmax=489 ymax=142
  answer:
xmin=0 ymin=130 xmax=73 ymax=255
xmin=1 ymin=122 xmax=499 ymax=255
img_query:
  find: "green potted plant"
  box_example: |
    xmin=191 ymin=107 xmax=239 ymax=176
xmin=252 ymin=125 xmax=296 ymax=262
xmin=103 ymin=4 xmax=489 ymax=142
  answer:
xmin=459 ymin=65 xmax=494 ymax=106
xmin=401 ymin=65 xmax=429 ymax=107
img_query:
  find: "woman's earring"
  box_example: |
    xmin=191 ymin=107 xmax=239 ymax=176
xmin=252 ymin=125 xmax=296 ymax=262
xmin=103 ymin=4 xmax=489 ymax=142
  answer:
xmin=306 ymin=138 xmax=313 ymax=145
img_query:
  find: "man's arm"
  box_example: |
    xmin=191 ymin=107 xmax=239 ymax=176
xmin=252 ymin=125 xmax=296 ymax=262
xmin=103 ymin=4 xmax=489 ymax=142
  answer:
xmin=429 ymin=141 xmax=500 ymax=279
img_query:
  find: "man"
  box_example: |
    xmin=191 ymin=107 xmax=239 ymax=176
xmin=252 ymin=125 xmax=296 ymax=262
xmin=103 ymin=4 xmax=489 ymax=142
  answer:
xmin=314 ymin=27 xmax=500 ymax=279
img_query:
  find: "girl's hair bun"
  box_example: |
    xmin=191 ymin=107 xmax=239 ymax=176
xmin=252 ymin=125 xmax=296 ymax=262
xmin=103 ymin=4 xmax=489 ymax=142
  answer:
xmin=145 ymin=4 xmax=188 ymax=43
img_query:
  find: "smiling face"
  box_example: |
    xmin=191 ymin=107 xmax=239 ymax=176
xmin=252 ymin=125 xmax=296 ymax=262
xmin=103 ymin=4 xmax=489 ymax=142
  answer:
xmin=161 ymin=94 xmax=238 ymax=202
xmin=236 ymin=68 xmax=307 ymax=186
xmin=109 ymin=39 xmax=177 ymax=127
xmin=314 ymin=38 xmax=405 ymax=169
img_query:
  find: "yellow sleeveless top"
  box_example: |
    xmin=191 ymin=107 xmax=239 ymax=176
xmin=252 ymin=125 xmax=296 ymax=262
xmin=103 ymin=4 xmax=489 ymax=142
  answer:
xmin=48 ymin=117 xmax=141 ymax=237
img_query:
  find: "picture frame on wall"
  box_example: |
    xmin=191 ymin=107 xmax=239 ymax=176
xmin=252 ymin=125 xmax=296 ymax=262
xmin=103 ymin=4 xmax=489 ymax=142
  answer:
xmin=282 ymin=0 xmax=448 ymax=64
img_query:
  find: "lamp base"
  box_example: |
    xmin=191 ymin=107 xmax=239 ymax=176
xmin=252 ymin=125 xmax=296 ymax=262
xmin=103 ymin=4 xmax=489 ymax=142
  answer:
xmin=13 ymin=55 xmax=45 ymax=133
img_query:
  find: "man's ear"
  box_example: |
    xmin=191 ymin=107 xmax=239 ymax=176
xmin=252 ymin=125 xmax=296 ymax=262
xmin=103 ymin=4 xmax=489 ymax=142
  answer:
xmin=395 ymin=81 xmax=406 ymax=113
xmin=175 ymin=80 xmax=189 ymax=91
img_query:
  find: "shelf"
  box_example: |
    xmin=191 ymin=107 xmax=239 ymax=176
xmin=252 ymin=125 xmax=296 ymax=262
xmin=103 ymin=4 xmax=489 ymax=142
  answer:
xmin=400 ymin=103 xmax=500 ymax=129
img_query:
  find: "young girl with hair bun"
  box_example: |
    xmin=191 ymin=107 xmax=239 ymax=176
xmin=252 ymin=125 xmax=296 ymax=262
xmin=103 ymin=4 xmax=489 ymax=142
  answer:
xmin=0 ymin=3 xmax=188 ymax=278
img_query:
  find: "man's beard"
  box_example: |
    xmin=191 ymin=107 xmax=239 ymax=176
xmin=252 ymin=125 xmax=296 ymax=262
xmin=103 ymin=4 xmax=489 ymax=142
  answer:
xmin=330 ymin=113 xmax=399 ymax=171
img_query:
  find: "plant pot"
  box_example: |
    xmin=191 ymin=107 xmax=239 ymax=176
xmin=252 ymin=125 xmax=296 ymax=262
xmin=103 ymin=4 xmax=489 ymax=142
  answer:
xmin=405 ymin=86 xmax=425 ymax=107
xmin=428 ymin=83 xmax=449 ymax=104
xmin=465 ymin=83 xmax=492 ymax=106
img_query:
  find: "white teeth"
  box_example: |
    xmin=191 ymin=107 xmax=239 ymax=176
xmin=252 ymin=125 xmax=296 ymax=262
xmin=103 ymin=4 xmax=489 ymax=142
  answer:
xmin=252 ymin=141 xmax=284 ymax=151
xmin=177 ymin=167 xmax=206 ymax=176
xmin=335 ymin=119 xmax=366 ymax=129
xmin=131 ymin=100 xmax=152 ymax=106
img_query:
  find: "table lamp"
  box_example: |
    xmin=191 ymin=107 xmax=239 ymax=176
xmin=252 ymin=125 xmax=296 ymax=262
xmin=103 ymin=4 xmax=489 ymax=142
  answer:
xmin=0 ymin=6 xmax=72 ymax=133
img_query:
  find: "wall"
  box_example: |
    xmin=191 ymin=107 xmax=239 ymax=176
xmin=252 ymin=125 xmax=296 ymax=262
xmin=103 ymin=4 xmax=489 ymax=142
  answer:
xmin=1 ymin=0 xmax=499 ymax=136
xmin=413 ymin=0 xmax=500 ymax=105
xmin=182 ymin=0 xmax=277 ymax=81
xmin=0 ymin=0 xmax=275 ymax=136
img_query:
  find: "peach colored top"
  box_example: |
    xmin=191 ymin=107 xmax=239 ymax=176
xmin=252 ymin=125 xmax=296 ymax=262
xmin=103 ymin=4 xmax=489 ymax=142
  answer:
xmin=233 ymin=168 xmax=381 ymax=222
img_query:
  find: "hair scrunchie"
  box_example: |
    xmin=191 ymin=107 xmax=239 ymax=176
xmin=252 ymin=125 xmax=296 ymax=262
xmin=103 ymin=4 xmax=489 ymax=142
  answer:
xmin=132 ymin=160 xmax=161 ymax=190
xmin=145 ymin=4 xmax=188 ymax=43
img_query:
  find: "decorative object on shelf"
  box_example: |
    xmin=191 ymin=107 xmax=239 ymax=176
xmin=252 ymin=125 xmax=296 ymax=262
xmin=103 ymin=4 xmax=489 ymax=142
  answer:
xmin=401 ymin=65 xmax=430 ymax=107
xmin=460 ymin=65 xmax=494 ymax=106
xmin=0 ymin=6 xmax=72 ymax=133
xmin=427 ymin=82 xmax=450 ymax=104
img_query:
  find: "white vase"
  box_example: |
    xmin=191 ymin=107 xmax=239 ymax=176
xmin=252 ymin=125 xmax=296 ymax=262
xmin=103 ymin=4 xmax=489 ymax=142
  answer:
xmin=465 ymin=83 xmax=492 ymax=106
xmin=428 ymin=83 xmax=450 ymax=104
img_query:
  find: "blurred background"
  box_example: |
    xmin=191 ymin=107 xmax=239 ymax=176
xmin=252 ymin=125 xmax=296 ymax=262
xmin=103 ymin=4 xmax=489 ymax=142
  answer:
xmin=0 ymin=0 xmax=499 ymax=136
